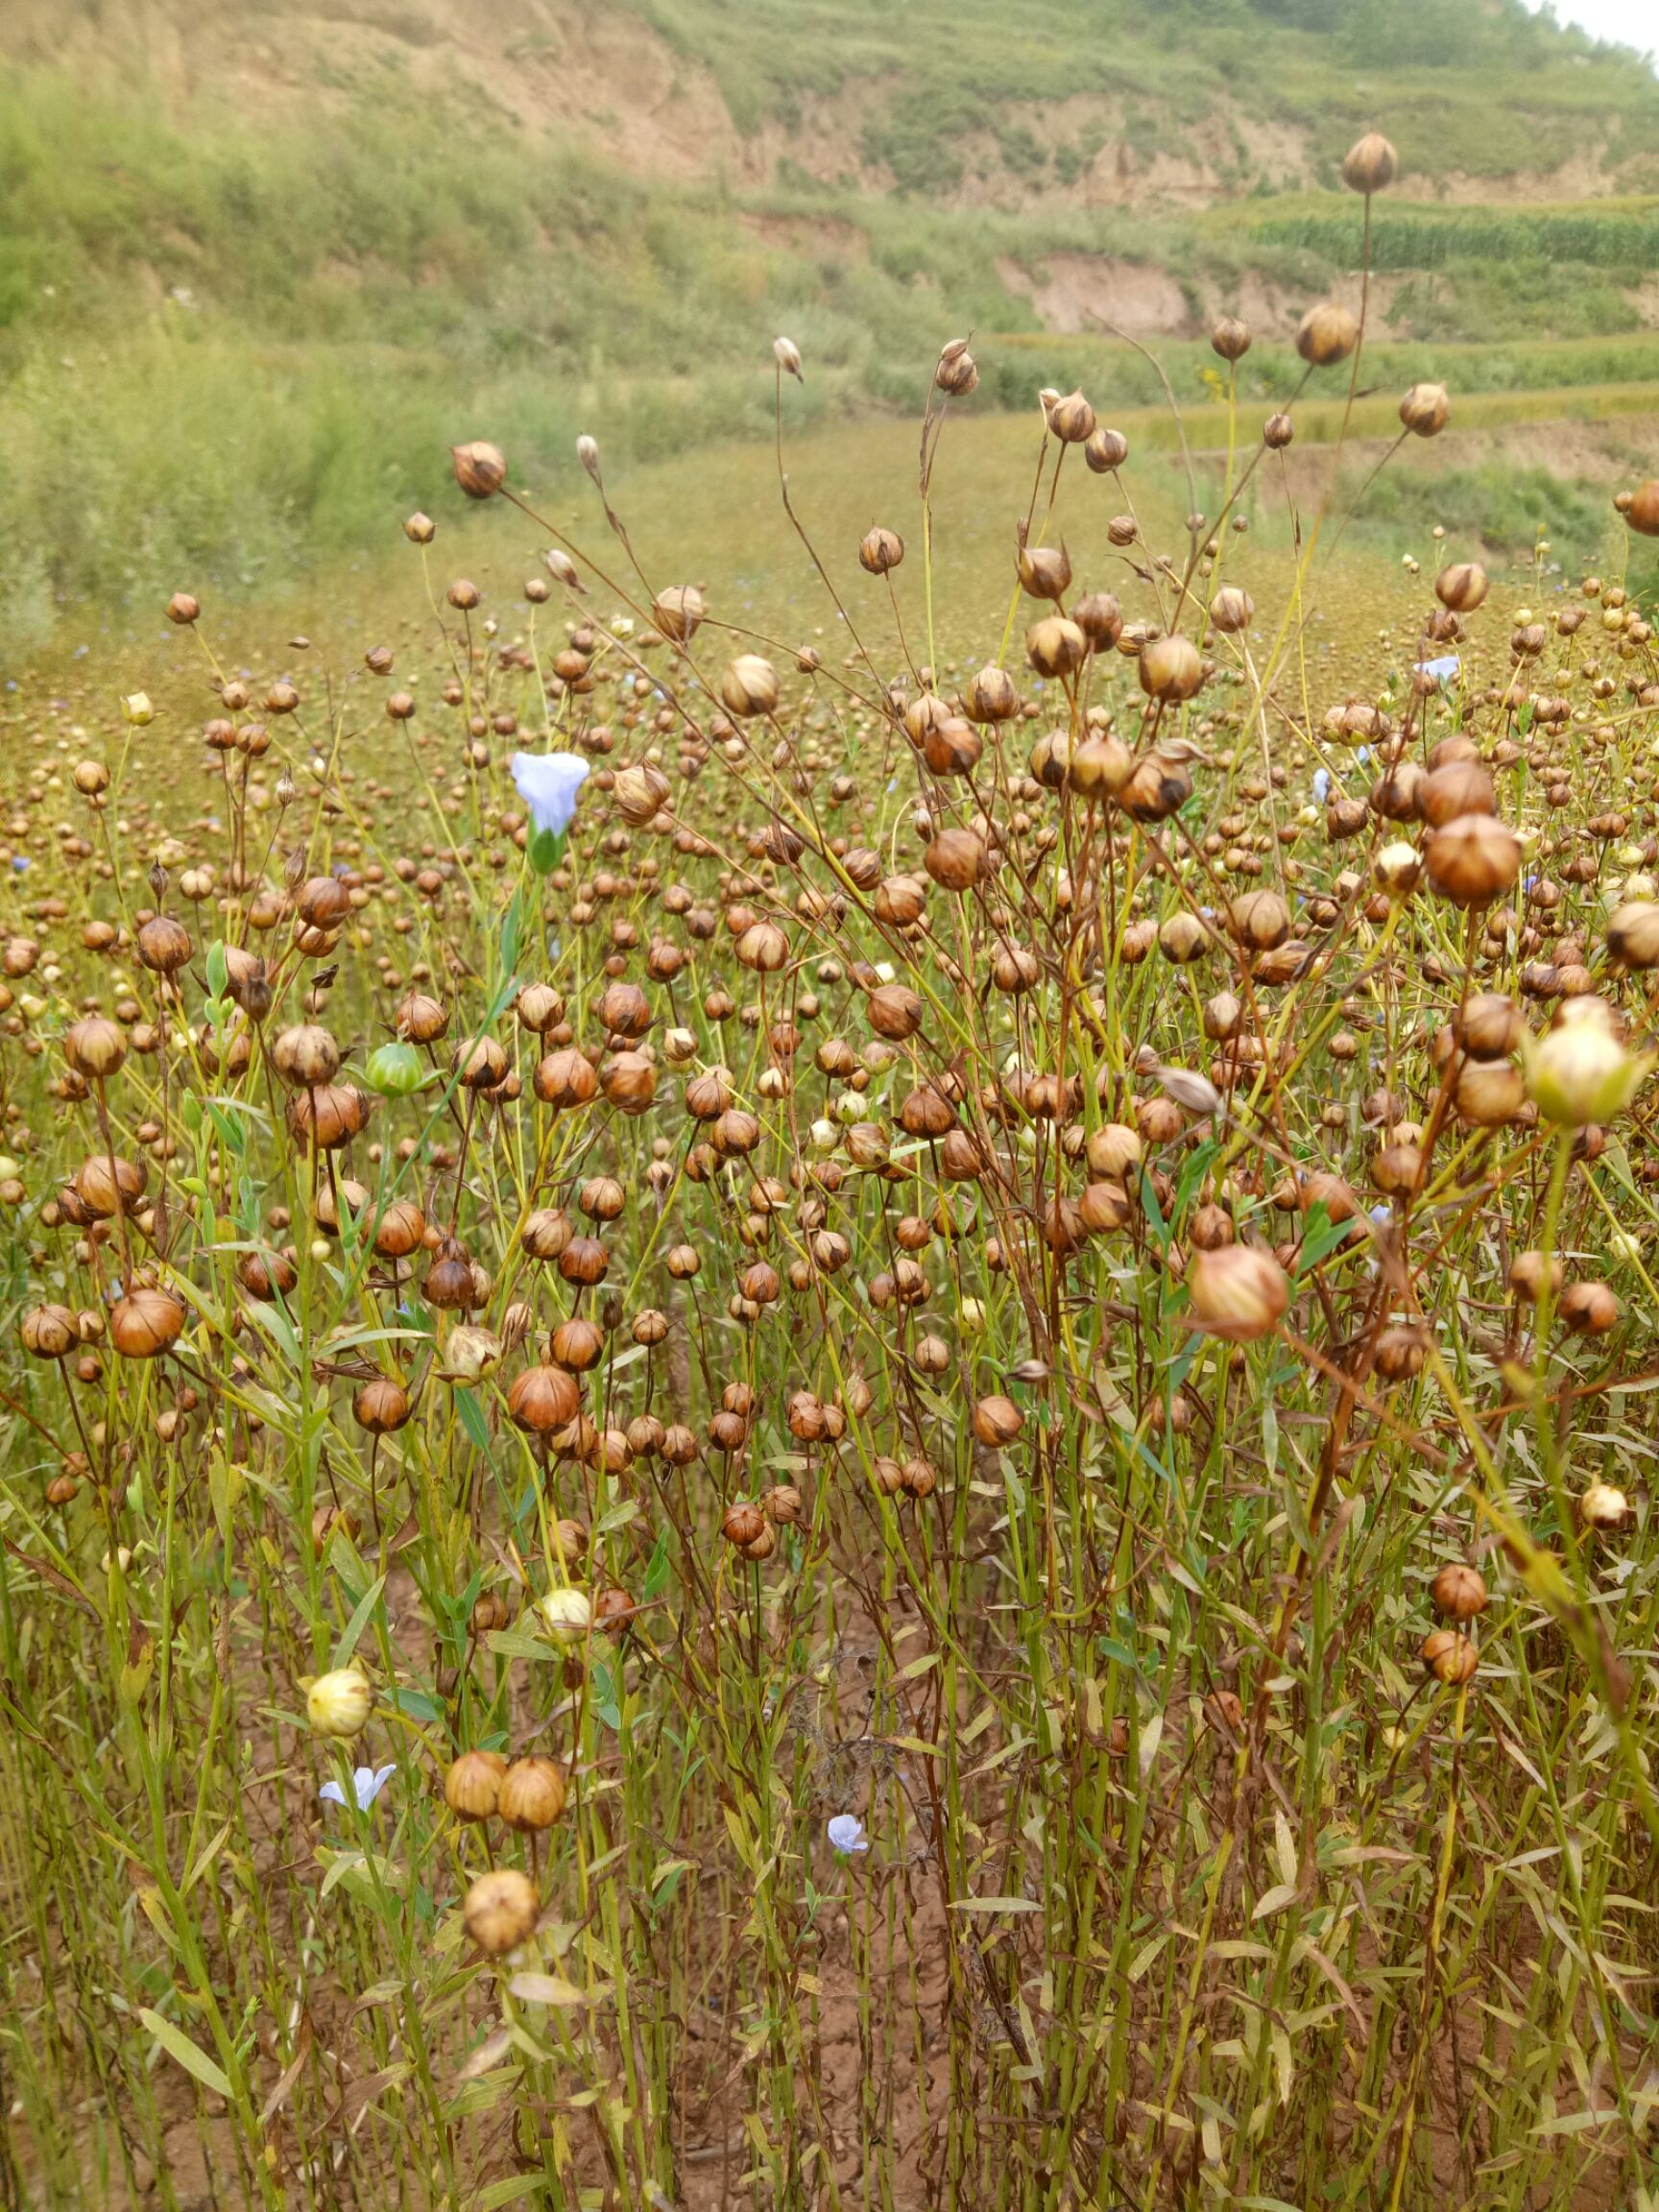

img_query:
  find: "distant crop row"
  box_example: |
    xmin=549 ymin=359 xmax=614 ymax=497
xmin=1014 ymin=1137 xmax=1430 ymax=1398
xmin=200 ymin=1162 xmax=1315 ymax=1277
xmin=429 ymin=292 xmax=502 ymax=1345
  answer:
xmin=1250 ymin=211 xmax=1659 ymax=271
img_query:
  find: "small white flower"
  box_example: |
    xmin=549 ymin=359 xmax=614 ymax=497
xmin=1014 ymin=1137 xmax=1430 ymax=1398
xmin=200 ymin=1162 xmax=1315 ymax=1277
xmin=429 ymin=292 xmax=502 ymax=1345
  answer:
xmin=320 ymin=1764 xmax=396 ymax=1813
xmin=511 ymin=752 xmax=589 ymax=838
xmin=828 ymin=1814 xmax=869 ymax=1856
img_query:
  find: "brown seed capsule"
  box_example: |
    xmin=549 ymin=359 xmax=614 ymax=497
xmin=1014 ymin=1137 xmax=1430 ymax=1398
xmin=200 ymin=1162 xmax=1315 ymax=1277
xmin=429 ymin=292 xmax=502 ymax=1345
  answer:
xmin=470 ymin=1590 xmax=510 ymax=1636
xmin=935 ymin=339 xmax=978 ymax=395
xmin=902 ymin=1456 xmax=938 ymax=1500
xmin=1420 ymin=761 xmax=1493 ymax=828
xmin=21 ymin=1304 xmax=78 ymax=1359
xmin=722 ymin=1501 xmax=765 ymax=1548
xmin=1399 ymin=382 xmax=1449 ymax=438
xmin=1187 ymin=1246 xmax=1289 ymax=1343
xmin=1457 ymin=993 xmax=1523 ymax=1060
xmin=1204 ymin=1689 xmax=1244 ymax=1736
xmin=972 ymin=1394 xmax=1022 ymax=1448
xmin=858 ymin=525 xmax=904 ymax=575
xmin=720 ymin=655 xmax=780 ymax=719
xmin=353 ymin=1377 xmax=411 ymax=1434
xmin=925 ymin=826 xmax=989 ymax=891
xmin=272 ymin=1023 xmax=342 ymax=1090
xmin=1157 ymin=912 xmax=1210 ymax=966
xmin=511 ymin=986 xmax=561 ymax=1040
xmin=1138 ymin=634 xmax=1204 ymax=704
xmin=1084 ymin=424 xmax=1129 ymax=473
xmin=136 ymin=916 xmax=192 ymax=975
xmin=1455 ymin=1060 xmax=1525 ymax=1127
xmin=1209 ymin=586 xmax=1253 ymax=634
xmin=1046 ymin=389 xmax=1095 ymax=444
xmin=1262 ymin=412 xmax=1295 ymax=449
xmin=64 ymin=1017 xmax=127 ymax=1080
xmin=396 ymin=990 xmax=449 ymax=1044
xmin=1018 ymin=541 xmax=1071 ymax=600
xmin=286 ymin=1083 xmax=372 ymax=1151
xmin=77 ymin=1153 xmax=146 ymax=1219
xmin=1606 ymin=902 xmax=1659 ymax=969
xmin=1435 ymin=562 xmax=1488 ymax=613
xmin=451 ymin=441 xmax=507 ymax=498
xmin=1341 ymin=131 xmax=1398 ymax=194
xmin=602 ymin=1052 xmax=658 ymax=1114
xmin=1371 ymin=1142 xmax=1422 ymax=1199
xmin=1431 ymin=1564 xmax=1487 ymax=1622
xmin=1295 ymin=303 xmax=1358 ymax=368
xmin=1211 ymin=316 xmax=1251 ymax=363
xmin=867 ymin=983 xmax=924 ymax=1041
xmin=1080 ymin=1181 xmax=1131 ymax=1235
xmin=1560 ymin=1281 xmax=1619 ymax=1335
xmin=445 ymin=1749 xmax=508 ymax=1822
xmin=508 ymin=1364 xmax=582 ymax=1433
xmin=1626 ymin=480 xmax=1659 ymax=537
xmin=1424 ymin=815 xmax=1520 ymax=908
xmin=109 ymin=1287 xmax=185 ymax=1360
xmin=496 ymin=1755 xmax=567 ymax=1832
xmin=1374 ymin=1324 xmax=1428 ymax=1381
xmin=1072 ymin=592 xmax=1123 ymax=650
xmin=1421 ymin=1629 xmax=1478 ymax=1686
xmin=1230 ymin=890 xmax=1289 ymax=951
xmin=1027 ymin=615 xmax=1087 ymax=679
xmin=533 ymin=1047 xmax=599 ymax=1109
xmin=453 ymin=1034 xmax=507 ymax=1091
xmin=521 ymin=1209 xmax=573 ymax=1263
xmin=765 ymin=1482 xmax=805 ymax=1526
xmin=869 ymin=1454 xmax=905 ymax=1498
xmin=1509 ymin=1249 xmax=1564 ymax=1302
xmin=920 ymin=716 xmax=982 ymax=777
xmin=624 ymin=1412 xmax=664 ymax=1461
xmin=551 ymin=1316 xmax=606 ymax=1372
xmin=960 ymin=663 xmax=1020 ymax=723
xmin=464 ymin=1867 xmax=540 ymax=1956
xmin=373 ymin=1199 xmax=426 ymax=1262
xmin=652 ymin=584 xmax=706 ymax=640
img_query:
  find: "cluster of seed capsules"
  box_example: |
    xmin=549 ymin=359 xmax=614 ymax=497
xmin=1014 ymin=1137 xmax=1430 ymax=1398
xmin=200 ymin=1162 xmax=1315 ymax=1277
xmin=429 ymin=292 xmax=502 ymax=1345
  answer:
xmin=6 ymin=298 xmax=1659 ymax=1934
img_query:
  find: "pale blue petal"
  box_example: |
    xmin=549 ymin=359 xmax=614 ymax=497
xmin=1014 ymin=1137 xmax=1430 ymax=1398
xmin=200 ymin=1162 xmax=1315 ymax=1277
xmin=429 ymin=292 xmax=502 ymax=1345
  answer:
xmin=511 ymin=752 xmax=590 ymax=837
xmin=318 ymin=1780 xmax=348 ymax=1807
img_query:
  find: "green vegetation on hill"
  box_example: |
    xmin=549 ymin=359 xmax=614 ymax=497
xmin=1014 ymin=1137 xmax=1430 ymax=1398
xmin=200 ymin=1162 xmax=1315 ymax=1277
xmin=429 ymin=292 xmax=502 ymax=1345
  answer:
xmin=0 ymin=0 xmax=1655 ymax=647
xmin=635 ymin=0 xmax=1659 ymax=182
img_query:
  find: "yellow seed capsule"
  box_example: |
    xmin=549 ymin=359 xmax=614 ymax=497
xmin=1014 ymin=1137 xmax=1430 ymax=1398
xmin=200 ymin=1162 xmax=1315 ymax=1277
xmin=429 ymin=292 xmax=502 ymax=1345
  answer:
xmin=464 ymin=1868 xmax=540 ymax=1956
xmin=305 ymin=1668 xmax=372 ymax=1739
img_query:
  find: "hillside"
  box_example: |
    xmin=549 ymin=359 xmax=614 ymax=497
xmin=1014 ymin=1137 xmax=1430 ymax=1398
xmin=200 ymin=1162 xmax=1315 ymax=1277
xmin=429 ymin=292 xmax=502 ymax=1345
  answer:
xmin=11 ymin=0 xmax=1659 ymax=206
xmin=0 ymin=0 xmax=1656 ymax=644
